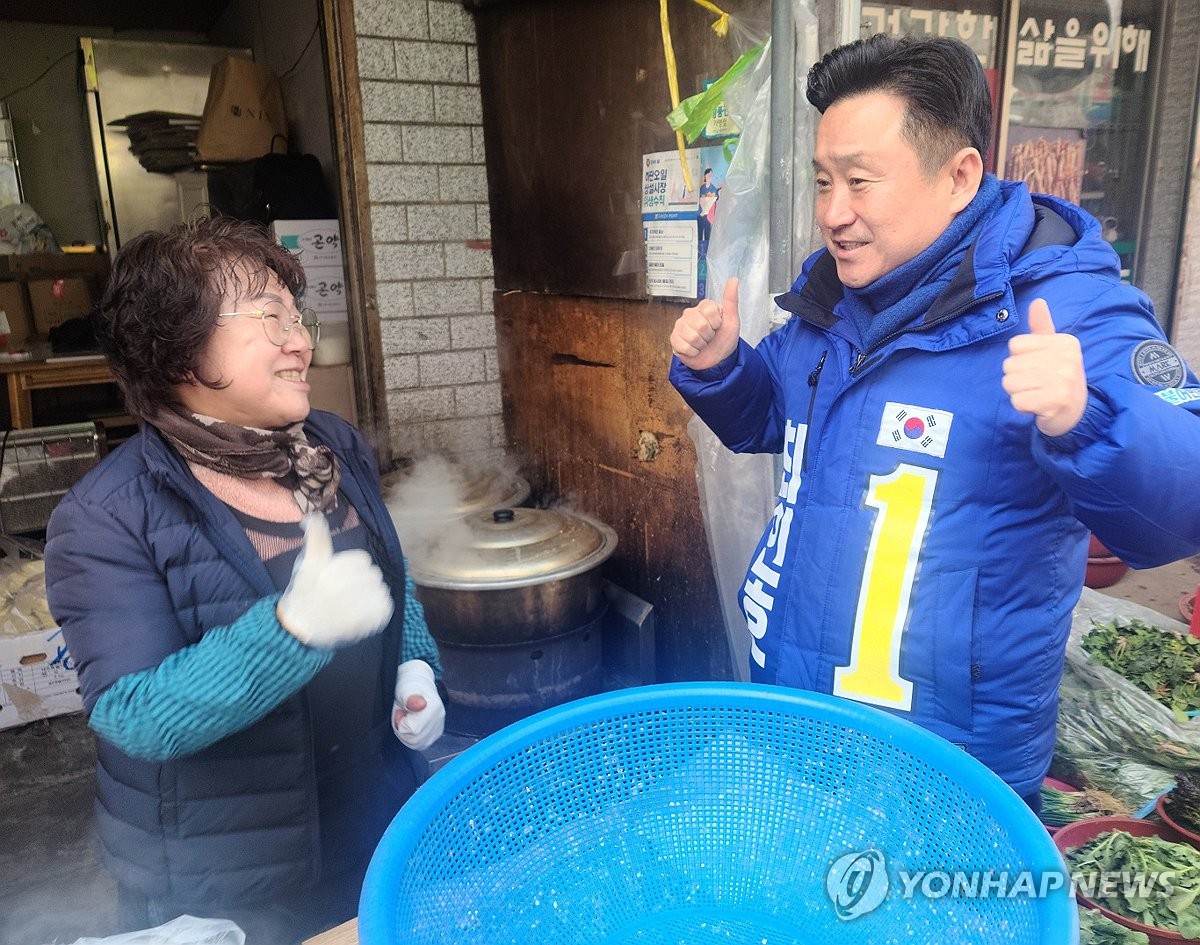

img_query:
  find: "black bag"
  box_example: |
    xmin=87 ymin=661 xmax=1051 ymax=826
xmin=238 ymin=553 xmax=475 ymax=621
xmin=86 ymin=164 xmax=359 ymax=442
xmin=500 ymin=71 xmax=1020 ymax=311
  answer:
xmin=205 ymin=151 xmax=335 ymax=224
xmin=253 ymin=152 xmax=335 ymax=222
xmin=205 ymin=161 xmax=266 ymax=223
xmin=48 ymin=315 xmax=99 ymax=354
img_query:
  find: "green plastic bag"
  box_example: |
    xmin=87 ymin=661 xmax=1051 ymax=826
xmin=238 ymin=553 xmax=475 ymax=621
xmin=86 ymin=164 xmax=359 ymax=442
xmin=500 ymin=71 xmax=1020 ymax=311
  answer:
xmin=665 ymin=43 xmax=764 ymax=144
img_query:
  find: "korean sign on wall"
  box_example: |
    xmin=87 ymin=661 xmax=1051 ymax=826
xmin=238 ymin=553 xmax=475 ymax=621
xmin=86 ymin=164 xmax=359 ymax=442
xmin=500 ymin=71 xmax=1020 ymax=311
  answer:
xmin=861 ymin=2 xmax=1162 ymax=285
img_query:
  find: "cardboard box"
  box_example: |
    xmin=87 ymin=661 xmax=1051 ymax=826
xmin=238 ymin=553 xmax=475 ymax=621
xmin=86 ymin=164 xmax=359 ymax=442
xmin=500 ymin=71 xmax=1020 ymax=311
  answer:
xmin=272 ymin=219 xmax=343 ymax=268
xmin=0 ymin=627 xmax=83 ymax=731
xmin=0 ymin=538 xmax=83 ymax=730
xmin=28 ymin=276 xmax=94 ymax=334
xmin=0 ymin=252 xmax=107 ymax=346
xmin=0 ymin=280 xmax=34 ymax=348
xmin=303 ymin=265 xmax=348 ymax=317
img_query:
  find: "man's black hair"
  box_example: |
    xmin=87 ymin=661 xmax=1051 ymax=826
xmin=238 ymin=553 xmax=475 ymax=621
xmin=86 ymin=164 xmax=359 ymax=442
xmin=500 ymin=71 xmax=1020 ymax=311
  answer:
xmin=806 ymin=34 xmax=992 ymax=171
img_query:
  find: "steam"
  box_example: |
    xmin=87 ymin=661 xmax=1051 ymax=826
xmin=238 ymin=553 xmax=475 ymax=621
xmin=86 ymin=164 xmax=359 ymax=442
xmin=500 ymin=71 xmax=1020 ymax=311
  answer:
xmin=383 ymin=454 xmax=524 ymax=575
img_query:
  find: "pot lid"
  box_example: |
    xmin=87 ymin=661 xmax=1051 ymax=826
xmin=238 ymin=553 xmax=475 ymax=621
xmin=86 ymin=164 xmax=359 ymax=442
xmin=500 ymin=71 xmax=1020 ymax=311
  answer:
xmin=407 ymin=507 xmax=618 ymax=590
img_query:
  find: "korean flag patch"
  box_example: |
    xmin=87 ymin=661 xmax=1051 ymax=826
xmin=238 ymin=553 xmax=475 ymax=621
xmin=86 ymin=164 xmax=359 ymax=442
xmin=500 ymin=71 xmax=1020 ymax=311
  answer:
xmin=876 ymin=402 xmax=954 ymax=459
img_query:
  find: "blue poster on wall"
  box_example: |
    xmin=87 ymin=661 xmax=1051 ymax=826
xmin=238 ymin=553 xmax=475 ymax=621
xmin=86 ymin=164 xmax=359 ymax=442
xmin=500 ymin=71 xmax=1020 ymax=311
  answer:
xmin=642 ymin=144 xmax=732 ymax=300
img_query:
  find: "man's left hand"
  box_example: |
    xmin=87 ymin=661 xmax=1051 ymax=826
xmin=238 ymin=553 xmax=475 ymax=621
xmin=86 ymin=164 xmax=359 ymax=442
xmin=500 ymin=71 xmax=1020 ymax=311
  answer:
xmin=1001 ymin=298 xmax=1087 ymax=437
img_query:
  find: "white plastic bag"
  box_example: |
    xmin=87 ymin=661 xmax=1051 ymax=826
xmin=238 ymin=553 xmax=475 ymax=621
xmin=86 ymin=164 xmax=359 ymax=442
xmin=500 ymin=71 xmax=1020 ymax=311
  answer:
xmin=1052 ymin=587 xmax=1197 ymax=811
xmin=0 ymin=202 xmax=60 ymax=254
xmin=1065 ymin=588 xmax=1200 ymax=769
xmin=51 ymin=916 xmax=246 ymax=945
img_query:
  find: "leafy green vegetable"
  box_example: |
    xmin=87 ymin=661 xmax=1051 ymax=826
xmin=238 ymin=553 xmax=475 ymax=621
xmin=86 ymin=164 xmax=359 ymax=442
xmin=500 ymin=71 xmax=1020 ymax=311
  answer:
xmin=1065 ymin=829 xmax=1200 ymax=937
xmin=1040 ymin=785 xmax=1127 ymax=827
xmin=1082 ymin=618 xmax=1200 ymax=722
xmin=1078 ymin=906 xmax=1149 ymax=944
xmin=1052 ymin=671 xmax=1180 ymax=808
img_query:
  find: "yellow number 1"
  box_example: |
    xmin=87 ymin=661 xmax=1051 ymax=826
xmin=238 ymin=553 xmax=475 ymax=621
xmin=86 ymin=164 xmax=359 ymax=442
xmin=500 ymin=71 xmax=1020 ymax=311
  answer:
xmin=832 ymin=464 xmax=937 ymax=711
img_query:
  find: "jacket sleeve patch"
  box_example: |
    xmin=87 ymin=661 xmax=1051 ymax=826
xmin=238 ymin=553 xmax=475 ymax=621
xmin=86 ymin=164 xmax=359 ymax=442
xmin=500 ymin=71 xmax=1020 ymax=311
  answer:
xmin=1131 ymin=340 xmax=1186 ymax=388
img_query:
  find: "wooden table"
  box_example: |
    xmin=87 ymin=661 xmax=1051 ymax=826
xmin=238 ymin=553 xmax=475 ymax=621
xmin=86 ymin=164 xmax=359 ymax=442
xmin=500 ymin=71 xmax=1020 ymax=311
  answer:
xmin=304 ymin=918 xmax=358 ymax=944
xmin=0 ymin=354 xmax=117 ymax=429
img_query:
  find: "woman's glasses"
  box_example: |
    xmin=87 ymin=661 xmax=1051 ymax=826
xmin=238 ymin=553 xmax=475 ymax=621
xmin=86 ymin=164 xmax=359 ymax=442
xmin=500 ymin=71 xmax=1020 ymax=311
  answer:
xmin=217 ymin=302 xmax=321 ymax=349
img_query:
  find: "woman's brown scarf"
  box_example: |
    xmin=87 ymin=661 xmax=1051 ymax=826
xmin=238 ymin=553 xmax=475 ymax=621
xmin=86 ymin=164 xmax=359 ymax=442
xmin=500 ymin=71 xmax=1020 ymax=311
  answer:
xmin=148 ymin=403 xmax=340 ymax=514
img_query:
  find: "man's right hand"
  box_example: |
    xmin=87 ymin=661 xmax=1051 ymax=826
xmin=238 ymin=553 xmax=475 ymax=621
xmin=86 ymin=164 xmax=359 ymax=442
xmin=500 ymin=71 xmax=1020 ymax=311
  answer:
xmin=670 ymin=277 xmax=742 ymax=371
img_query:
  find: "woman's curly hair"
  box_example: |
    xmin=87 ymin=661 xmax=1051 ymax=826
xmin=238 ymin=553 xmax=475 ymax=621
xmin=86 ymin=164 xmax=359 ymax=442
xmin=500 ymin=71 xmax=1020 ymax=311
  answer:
xmin=95 ymin=215 xmax=307 ymax=421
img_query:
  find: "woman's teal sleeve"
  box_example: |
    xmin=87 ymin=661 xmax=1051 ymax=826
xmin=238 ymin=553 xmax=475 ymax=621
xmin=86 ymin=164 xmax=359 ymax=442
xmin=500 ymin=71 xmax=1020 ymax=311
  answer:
xmin=88 ymin=595 xmax=333 ymax=761
xmin=401 ymin=560 xmax=442 ymax=677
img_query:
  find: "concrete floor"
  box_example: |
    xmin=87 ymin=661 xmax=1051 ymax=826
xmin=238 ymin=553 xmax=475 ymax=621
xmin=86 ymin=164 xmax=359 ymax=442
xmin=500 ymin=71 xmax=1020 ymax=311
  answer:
xmin=1100 ymin=551 xmax=1200 ymax=625
xmin=0 ymin=709 xmax=108 ymax=945
xmin=2 ymin=555 xmax=1199 ymax=945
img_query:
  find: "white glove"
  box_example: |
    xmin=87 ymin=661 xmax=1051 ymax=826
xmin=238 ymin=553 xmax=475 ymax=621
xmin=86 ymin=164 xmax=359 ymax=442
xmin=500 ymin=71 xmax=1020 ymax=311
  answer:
xmin=392 ymin=659 xmax=445 ymax=750
xmin=276 ymin=513 xmax=395 ymax=648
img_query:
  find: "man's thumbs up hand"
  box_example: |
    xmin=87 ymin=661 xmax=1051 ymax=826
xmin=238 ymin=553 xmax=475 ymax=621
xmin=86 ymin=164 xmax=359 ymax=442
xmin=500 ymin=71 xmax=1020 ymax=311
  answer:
xmin=1001 ymin=298 xmax=1087 ymax=437
xmin=1026 ymin=296 xmax=1058 ymax=336
xmin=670 ymin=277 xmax=743 ymax=371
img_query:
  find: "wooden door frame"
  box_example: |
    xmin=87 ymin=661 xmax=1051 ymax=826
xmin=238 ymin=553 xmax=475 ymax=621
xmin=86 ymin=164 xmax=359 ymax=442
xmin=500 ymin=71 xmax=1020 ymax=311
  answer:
xmin=320 ymin=0 xmax=391 ymax=468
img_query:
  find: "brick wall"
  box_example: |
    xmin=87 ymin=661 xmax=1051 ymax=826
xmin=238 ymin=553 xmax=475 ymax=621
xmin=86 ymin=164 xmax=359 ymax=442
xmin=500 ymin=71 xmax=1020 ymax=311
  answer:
xmin=353 ymin=0 xmax=505 ymax=464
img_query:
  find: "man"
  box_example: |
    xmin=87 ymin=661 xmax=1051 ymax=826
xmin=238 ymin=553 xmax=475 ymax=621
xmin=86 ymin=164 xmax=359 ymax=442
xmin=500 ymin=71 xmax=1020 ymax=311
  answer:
xmin=698 ymin=166 xmax=720 ymax=248
xmin=669 ymin=33 xmax=1200 ymax=808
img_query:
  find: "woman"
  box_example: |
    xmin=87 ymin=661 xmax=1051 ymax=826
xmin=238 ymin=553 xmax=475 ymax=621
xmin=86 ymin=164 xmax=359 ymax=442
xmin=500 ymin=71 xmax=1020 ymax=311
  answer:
xmin=44 ymin=217 xmax=444 ymax=944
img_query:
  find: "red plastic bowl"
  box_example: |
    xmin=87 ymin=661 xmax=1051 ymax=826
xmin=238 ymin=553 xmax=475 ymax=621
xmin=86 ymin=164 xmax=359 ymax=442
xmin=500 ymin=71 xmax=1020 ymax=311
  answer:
xmin=1157 ymin=793 xmax=1200 ymax=849
xmin=1054 ymin=816 xmax=1200 ymax=944
xmin=1084 ymin=535 xmax=1130 ymax=588
xmin=1085 ymin=555 xmax=1130 ymax=589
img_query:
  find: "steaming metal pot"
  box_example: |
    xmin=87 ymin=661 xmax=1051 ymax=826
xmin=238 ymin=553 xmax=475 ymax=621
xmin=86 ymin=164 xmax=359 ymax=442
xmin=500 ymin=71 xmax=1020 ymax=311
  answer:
xmin=409 ymin=506 xmax=617 ymax=642
xmin=407 ymin=506 xmax=619 ymax=735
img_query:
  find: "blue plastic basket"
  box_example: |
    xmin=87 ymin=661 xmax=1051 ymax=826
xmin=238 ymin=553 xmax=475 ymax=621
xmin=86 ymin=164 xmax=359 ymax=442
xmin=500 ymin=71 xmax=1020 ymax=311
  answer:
xmin=360 ymin=683 xmax=1075 ymax=944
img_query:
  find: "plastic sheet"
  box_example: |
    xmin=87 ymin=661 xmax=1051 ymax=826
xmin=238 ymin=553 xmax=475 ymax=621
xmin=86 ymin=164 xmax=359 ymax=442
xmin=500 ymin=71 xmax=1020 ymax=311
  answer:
xmin=687 ymin=0 xmax=819 ymax=679
xmin=48 ymin=916 xmax=245 ymax=945
xmin=0 ymin=202 xmax=60 ymax=254
xmin=1053 ymin=587 xmax=1198 ymax=811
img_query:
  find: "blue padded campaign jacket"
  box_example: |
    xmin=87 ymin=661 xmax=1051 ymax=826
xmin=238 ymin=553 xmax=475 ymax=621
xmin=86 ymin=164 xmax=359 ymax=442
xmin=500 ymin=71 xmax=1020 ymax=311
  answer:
xmin=44 ymin=410 xmax=434 ymax=905
xmin=670 ymin=182 xmax=1200 ymax=797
